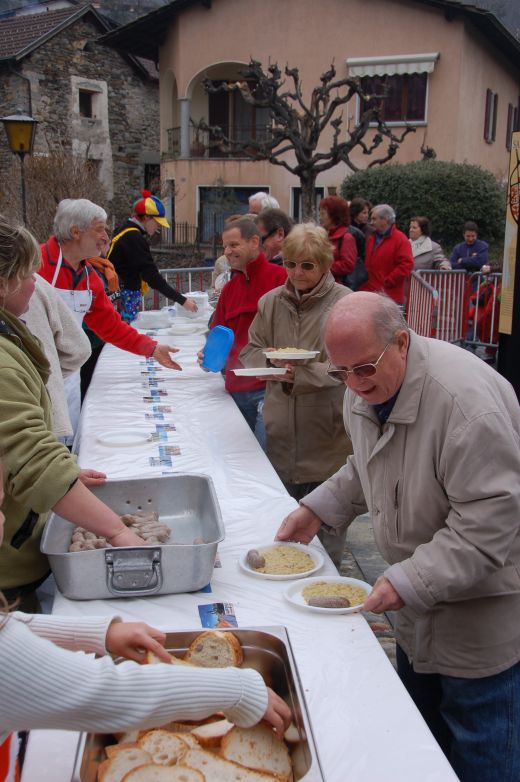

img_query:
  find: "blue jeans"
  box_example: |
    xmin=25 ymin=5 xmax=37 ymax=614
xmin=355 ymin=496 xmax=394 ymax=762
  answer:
xmin=396 ymin=644 xmax=520 ymax=781
xmin=230 ymin=389 xmax=266 ymax=450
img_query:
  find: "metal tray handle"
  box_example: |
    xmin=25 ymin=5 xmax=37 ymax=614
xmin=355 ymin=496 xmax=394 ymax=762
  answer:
xmin=105 ymin=548 xmax=163 ymax=596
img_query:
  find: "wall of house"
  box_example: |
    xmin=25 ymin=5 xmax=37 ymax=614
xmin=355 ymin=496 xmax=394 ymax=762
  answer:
xmin=158 ymin=0 xmax=519 ymax=222
xmin=0 ymin=14 xmax=160 ymax=232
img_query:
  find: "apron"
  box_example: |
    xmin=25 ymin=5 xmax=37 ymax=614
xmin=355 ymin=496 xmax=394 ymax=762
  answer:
xmin=51 ymin=249 xmax=93 ymax=440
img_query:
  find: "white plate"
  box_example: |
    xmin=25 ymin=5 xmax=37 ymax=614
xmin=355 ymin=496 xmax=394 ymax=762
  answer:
xmin=232 ymin=367 xmax=287 ymax=377
xmin=167 ymin=322 xmax=208 ymax=336
xmin=96 ymin=430 xmax=151 ymax=447
xmin=284 ymin=575 xmax=372 ymax=614
xmin=263 ymin=350 xmax=320 ymax=360
xmin=239 ymin=542 xmax=324 ymax=580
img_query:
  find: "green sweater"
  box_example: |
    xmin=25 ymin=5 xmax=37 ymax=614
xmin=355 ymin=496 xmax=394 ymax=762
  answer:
xmin=0 ymin=308 xmax=80 ymax=590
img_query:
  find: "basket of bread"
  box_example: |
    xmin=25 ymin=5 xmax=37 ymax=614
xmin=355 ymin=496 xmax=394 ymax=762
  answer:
xmin=74 ymin=629 xmax=323 ymax=781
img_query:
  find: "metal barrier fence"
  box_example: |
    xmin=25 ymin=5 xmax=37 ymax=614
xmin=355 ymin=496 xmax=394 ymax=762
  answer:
xmin=144 ymin=266 xmax=214 ymax=310
xmin=406 ymin=269 xmax=502 ymax=355
xmin=406 ymin=270 xmax=468 ymax=342
xmin=464 ymin=272 xmax=502 ymax=350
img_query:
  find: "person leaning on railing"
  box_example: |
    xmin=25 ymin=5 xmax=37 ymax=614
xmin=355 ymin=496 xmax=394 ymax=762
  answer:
xmin=408 ymin=216 xmax=451 ymax=271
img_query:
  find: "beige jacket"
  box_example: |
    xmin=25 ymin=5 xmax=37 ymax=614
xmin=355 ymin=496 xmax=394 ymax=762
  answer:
xmin=304 ymin=333 xmax=520 ymax=677
xmin=24 ymin=276 xmax=91 ymax=437
xmin=240 ymin=273 xmax=352 ymax=484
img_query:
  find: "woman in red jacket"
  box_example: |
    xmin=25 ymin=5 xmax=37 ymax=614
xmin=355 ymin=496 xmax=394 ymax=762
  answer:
xmin=319 ymin=196 xmax=356 ymax=284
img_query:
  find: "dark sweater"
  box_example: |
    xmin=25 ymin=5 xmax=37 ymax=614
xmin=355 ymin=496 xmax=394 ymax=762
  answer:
xmin=109 ymin=218 xmax=186 ymax=305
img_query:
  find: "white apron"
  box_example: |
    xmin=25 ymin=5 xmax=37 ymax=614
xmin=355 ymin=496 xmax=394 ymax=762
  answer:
xmin=51 ymin=250 xmax=93 ymax=441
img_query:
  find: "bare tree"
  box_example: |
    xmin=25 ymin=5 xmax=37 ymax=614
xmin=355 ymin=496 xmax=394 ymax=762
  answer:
xmin=204 ymin=60 xmax=415 ymax=220
xmin=0 ymin=141 xmax=108 ymax=241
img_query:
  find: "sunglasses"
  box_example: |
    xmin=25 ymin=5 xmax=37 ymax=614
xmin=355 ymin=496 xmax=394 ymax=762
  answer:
xmin=326 ymin=342 xmax=393 ymax=382
xmin=260 ymin=228 xmax=277 ymax=243
xmin=283 ymin=260 xmax=318 ymax=271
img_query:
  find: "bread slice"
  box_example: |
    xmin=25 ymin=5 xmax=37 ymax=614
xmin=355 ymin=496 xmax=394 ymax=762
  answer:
xmin=145 ymin=650 xmax=196 ymax=667
xmin=98 ymin=747 xmax=152 ymax=782
xmin=184 ymin=631 xmax=243 ymax=668
xmin=121 ymin=765 xmax=205 ymax=782
xmin=137 ymin=730 xmax=188 ymax=765
xmin=190 ymin=719 xmax=234 ymax=748
xmin=221 ymin=724 xmax=292 ymax=782
xmin=105 ymin=742 xmax=139 ymax=758
xmin=179 ymin=748 xmax=278 ymax=781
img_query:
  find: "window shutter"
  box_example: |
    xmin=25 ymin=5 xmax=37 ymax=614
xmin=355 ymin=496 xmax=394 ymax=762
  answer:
xmin=484 ymin=89 xmax=492 ymax=142
xmin=492 ymin=92 xmax=498 ymax=142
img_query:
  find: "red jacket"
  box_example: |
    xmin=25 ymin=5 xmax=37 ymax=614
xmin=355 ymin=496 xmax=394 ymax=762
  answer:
xmin=212 ymin=252 xmax=287 ymax=392
xmin=361 ymin=225 xmax=414 ymax=304
xmin=328 ymin=225 xmax=356 ymax=282
xmin=39 ymin=237 xmax=156 ymax=357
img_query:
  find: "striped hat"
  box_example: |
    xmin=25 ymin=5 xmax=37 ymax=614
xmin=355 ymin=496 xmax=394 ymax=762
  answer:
xmin=133 ymin=190 xmax=170 ymax=228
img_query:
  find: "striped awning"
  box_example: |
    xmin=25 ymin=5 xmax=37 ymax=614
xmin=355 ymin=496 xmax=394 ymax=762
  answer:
xmin=346 ymin=53 xmax=439 ymax=77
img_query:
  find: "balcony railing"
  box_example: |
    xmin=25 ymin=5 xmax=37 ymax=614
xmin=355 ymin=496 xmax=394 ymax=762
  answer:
xmin=165 ymin=124 xmax=272 ymax=159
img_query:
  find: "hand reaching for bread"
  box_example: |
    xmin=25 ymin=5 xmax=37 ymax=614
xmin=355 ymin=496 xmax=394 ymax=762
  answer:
xmin=105 ymin=621 xmax=171 ymax=663
xmin=264 ymin=687 xmax=292 ymax=739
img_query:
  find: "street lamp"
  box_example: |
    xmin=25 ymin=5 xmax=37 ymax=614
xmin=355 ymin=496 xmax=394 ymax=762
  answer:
xmin=1 ymin=110 xmax=38 ymax=225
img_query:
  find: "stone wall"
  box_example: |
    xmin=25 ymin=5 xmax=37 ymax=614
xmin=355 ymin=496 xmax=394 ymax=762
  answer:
xmin=0 ymin=12 xmax=159 ymax=236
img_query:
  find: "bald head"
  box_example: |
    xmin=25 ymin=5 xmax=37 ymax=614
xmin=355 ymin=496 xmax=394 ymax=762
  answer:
xmin=324 ymin=293 xmax=410 ymax=405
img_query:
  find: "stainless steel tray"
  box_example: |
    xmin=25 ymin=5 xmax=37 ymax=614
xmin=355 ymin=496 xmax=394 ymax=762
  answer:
xmin=71 ymin=626 xmax=324 ymax=782
xmin=40 ymin=474 xmax=224 ymax=600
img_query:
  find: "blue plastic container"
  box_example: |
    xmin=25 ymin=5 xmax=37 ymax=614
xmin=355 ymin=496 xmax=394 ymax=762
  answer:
xmin=202 ymin=325 xmax=234 ymax=372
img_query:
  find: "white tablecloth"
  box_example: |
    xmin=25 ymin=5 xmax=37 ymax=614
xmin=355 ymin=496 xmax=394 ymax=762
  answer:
xmin=22 ymin=332 xmax=457 ymax=781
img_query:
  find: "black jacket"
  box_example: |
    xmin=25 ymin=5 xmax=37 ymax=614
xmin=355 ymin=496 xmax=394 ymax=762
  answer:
xmin=109 ymin=219 xmax=186 ymax=305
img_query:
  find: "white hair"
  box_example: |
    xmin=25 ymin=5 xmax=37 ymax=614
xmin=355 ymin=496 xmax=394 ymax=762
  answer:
xmin=248 ymin=192 xmax=279 ymax=210
xmin=372 ymin=204 xmax=396 ymax=224
xmin=53 ymin=199 xmax=107 ymax=242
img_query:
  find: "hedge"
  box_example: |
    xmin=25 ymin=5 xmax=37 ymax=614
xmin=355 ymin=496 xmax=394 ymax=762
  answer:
xmin=341 ymin=160 xmax=505 ymax=259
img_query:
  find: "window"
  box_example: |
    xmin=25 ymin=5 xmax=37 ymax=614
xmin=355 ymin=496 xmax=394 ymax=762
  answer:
xmin=484 ymin=89 xmax=498 ymax=144
xmin=359 ymin=73 xmax=428 ymax=123
xmin=347 ymin=53 xmax=438 ymax=126
xmin=208 ymin=81 xmax=271 ymax=158
xmin=506 ymin=103 xmax=519 ymax=151
xmin=79 ymin=89 xmax=94 ymax=118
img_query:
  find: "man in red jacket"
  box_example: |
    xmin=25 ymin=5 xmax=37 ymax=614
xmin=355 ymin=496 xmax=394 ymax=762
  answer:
xmin=200 ymin=219 xmax=286 ymax=446
xmin=39 ymin=199 xmax=181 ymax=372
xmin=362 ymin=204 xmax=413 ymax=305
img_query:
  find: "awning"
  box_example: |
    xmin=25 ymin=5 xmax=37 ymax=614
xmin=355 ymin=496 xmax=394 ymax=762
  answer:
xmin=346 ymin=53 xmax=439 ymax=77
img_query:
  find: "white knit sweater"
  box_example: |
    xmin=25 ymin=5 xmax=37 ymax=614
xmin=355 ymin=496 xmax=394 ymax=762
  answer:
xmin=23 ymin=276 xmax=91 ymax=438
xmin=0 ymin=613 xmax=267 ymax=743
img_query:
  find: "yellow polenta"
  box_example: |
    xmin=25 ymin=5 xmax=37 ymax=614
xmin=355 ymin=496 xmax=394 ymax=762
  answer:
xmin=254 ymin=546 xmax=315 ymax=575
xmin=302 ymin=581 xmax=367 ymax=606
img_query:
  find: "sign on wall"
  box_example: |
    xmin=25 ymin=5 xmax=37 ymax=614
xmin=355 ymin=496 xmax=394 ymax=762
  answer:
xmin=499 ymin=131 xmax=520 ymax=335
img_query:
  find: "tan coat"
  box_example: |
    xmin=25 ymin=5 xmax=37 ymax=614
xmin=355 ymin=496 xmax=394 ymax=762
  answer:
xmin=304 ymin=333 xmax=520 ymax=677
xmin=240 ymin=273 xmax=352 ymax=484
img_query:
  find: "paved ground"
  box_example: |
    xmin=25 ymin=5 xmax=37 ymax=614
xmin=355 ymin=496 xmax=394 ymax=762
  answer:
xmin=339 ymin=514 xmax=397 ymax=667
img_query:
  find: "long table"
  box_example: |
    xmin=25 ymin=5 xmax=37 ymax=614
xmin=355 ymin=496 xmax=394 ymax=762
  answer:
xmin=22 ymin=328 xmax=458 ymax=781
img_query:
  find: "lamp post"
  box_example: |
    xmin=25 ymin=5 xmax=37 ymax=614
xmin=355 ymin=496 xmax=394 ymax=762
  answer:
xmin=0 ymin=110 xmax=38 ymax=225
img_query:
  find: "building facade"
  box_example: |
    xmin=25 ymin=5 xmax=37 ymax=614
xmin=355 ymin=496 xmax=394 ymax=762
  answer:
xmin=103 ymin=0 xmax=520 ymax=236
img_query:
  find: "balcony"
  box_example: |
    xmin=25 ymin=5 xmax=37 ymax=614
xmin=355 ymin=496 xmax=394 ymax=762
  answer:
xmin=164 ymin=124 xmax=272 ymax=160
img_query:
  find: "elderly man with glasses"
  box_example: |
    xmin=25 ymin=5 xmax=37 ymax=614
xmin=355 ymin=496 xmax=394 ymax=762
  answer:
xmin=277 ymin=291 xmax=520 ymax=782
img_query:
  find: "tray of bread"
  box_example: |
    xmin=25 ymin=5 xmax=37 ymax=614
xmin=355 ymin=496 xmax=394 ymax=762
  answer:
xmin=72 ymin=627 xmax=324 ymax=781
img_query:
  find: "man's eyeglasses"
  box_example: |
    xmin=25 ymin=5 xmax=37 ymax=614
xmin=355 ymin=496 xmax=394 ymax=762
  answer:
xmin=326 ymin=342 xmax=393 ymax=382
xmin=283 ymin=260 xmax=318 ymax=271
xmin=260 ymin=228 xmax=277 ymax=243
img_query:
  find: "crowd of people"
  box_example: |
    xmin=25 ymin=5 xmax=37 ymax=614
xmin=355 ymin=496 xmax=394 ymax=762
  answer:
xmin=0 ymin=188 xmax=513 ymax=782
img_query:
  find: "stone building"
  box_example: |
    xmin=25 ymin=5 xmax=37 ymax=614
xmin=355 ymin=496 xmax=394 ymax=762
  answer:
xmin=0 ymin=2 xmax=160 ymax=232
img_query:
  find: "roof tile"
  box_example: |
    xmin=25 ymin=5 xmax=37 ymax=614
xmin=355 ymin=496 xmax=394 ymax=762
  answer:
xmin=0 ymin=7 xmax=78 ymax=60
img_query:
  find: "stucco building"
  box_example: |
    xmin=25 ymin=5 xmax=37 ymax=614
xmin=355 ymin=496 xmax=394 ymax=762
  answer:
xmin=0 ymin=2 xmax=160 ymax=230
xmin=102 ymin=0 xmax=520 ymax=236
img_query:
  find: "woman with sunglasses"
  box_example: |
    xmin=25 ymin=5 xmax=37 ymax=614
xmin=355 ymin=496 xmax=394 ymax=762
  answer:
xmin=240 ymin=224 xmax=352 ymax=566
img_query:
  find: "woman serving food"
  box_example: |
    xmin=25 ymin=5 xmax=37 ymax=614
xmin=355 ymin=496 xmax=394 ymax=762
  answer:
xmin=240 ymin=224 xmax=352 ymax=566
xmin=0 ymin=216 xmax=144 ymax=610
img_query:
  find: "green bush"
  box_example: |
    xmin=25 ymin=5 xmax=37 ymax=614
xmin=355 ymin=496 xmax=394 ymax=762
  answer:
xmin=341 ymin=160 xmax=506 ymax=260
